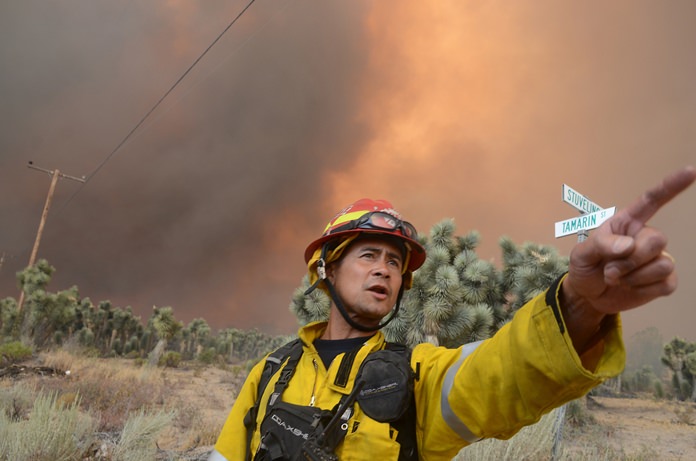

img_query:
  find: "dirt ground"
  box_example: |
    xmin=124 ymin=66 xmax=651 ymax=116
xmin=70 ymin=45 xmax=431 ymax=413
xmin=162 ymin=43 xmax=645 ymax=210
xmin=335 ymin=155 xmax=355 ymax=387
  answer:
xmin=564 ymin=395 xmax=696 ymax=460
xmin=154 ymin=363 xmax=244 ymax=457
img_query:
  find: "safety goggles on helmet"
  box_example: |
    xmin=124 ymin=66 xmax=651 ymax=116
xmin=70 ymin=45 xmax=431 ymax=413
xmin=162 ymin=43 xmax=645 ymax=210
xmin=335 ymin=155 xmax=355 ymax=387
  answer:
xmin=330 ymin=211 xmax=418 ymax=240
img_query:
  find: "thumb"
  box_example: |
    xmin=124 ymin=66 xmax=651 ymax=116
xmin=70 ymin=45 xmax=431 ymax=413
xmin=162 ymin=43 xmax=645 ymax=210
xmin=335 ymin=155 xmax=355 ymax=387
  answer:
xmin=572 ymin=228 xmax=635 ymax=271
xmin=601 ymin=235 xmax=637 ymax=283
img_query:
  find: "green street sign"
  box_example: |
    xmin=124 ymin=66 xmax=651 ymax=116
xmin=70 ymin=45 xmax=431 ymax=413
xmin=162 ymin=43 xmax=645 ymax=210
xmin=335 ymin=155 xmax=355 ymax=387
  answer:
xmin=555 ymin=207 xmax=616 ymax=238
xmin=562 ymin=184 xmax=603 ymax=215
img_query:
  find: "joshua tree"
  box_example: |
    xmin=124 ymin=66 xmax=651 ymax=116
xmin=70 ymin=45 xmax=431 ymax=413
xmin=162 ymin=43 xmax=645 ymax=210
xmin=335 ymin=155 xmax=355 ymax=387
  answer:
xmin=12 ymin=259 xmax=56 ymax=338
xmin=148 ymin=306 xmax=183 ymax=367
xmin=662 ymin=337 xmax=696 ymax=401
xmin=109 ymin=306 xmax=141 ymax=355
xmin=27 ymin=285 xmax=80 ymax=348
xmin=182 ymin=318 xmax=212 ymax=359
xmin=687 ymin=351 xmax=696 ymax=401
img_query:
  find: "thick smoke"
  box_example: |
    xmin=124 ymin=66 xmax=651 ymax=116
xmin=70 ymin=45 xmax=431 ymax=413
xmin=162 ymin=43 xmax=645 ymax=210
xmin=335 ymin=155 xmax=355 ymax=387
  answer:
xmin=1 ymin=1 xmax=695 ymax=339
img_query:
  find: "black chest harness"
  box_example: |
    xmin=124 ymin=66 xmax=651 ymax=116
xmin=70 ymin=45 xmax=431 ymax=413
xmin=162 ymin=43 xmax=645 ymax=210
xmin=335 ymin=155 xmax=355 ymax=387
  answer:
xmin=244 ymin=339 xmax=419 ymax=461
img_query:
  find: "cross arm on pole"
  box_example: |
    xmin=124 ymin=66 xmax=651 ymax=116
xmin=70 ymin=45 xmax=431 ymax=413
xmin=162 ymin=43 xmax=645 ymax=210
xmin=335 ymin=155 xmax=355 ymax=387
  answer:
xmin=27 ymin=161 xmax=86 ymax=183
xmin=17 ymin=162 xmax=87 ymax=313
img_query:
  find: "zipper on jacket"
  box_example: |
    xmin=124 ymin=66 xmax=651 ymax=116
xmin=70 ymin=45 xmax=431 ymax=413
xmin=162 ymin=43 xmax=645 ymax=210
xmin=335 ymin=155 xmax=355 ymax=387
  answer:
xmin=309 ymin=358 xmax=319 ymax=407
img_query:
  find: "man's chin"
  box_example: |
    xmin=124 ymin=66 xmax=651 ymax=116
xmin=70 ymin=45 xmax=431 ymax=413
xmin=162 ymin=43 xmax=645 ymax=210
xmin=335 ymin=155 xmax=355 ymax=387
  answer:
xmin=351 ymin=311 xmax=394 ymax=326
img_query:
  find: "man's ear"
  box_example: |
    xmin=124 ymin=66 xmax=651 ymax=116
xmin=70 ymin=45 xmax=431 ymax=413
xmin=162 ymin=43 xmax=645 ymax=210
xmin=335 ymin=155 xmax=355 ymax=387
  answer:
xmin=326 ymin=262 xmax=337 ymax=283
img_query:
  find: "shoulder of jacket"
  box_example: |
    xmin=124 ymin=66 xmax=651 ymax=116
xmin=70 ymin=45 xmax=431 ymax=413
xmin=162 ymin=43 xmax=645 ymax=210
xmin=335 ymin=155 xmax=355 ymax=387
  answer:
xmin=266 ymin=337 xmax=303 ymax=362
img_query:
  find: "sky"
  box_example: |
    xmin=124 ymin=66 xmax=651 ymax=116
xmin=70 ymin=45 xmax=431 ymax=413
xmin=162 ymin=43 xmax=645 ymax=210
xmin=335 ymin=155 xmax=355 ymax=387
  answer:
xmin=1 ymin=1 xmax=694 ymax=341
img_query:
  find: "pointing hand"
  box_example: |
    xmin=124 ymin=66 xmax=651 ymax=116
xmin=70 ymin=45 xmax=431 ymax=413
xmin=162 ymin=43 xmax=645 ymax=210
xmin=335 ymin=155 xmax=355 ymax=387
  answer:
xmin=560 ymin=166 xmax=696 ymax=349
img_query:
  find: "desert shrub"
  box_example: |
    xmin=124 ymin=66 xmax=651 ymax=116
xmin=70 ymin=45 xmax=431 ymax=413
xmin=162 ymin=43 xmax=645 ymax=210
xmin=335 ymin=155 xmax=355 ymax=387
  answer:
xmin=197 ymin=347 xmax=216 ymax=365
xmin=125 ymin=349 xmax=142 ymax=359
xmin=0 ymin=391 xmax=93 ymax=461
xmin=123 ymin=336 xmax=141 ymax=356
xmin=0 ymin=341 xmax=32 ymax=365
xmin=672 ymin=403 xmax=695 ymax=425
xmin=53 ymin=330 xmax=66 ymax=346
xmin=111 ymin=408 xmax=175 ymax=461
xmin=159 ymin=351 xmax=181 ymax=368
xmin=112 ymin=338 xmax=123 ymax=355
xmin=565 ymin=398 xmax=597 ymax=427
xmin=0 ymin=383 xmax=35 ymax=421
xmin=623 ymin=366 xmax=658 ymax=394
xmin=654 ymin=380 xmax=665 ymax=399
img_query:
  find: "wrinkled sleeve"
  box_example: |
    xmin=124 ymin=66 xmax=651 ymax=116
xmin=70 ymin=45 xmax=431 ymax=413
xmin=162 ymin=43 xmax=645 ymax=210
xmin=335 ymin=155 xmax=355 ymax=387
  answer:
xmin=414 ymin=279 xmax=625 ymax=460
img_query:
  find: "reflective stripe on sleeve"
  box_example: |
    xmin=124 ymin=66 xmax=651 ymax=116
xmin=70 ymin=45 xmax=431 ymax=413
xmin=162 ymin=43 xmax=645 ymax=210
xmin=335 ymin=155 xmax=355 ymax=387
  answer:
xmin=440 ymin=340 xmax=484 ymax=443
xmin=207 ymin=449 xmax=230 ymax=461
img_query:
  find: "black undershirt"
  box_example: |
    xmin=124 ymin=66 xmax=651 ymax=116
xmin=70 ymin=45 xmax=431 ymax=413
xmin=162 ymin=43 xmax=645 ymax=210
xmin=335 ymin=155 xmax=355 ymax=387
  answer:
xmin=313 ymin=335 xmax=374 ymax=368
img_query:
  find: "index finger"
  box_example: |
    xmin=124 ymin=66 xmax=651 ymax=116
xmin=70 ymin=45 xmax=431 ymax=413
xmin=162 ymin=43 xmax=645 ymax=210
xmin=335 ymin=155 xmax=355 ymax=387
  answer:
xmin=614 ymin=165 xmax=696 ymax=235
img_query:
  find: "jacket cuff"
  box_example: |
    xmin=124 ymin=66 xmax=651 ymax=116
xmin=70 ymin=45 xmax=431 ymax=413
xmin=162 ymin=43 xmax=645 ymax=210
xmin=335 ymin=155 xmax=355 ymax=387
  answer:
xmin=542 ymin=272 xmax=625 ymax=378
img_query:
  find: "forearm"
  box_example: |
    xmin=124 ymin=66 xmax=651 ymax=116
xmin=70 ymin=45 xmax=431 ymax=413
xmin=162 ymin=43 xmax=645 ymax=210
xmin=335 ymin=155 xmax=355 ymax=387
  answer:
xmin=558 ymin=275 xmax=618 ymax=370
xmin=421 ymin=287 xmax=625 ymax=448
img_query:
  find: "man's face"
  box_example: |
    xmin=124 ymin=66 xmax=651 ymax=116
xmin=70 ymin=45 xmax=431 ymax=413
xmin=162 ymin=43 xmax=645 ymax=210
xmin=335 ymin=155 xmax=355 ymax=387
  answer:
xmin=328 ymin=236 xmax=404 ymax=327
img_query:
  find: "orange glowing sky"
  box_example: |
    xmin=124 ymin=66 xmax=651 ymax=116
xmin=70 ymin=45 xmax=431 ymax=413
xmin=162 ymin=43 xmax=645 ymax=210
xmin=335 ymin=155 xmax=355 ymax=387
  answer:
xmin=328 ymin=2 xmax=696 ymax=341
xmin=1 ymin=1 xmax=694 ymax=342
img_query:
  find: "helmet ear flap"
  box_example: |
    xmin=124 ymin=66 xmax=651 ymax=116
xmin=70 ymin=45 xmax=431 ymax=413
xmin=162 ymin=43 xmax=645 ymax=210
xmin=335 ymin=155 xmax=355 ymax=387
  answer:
xmin=305 ymin=235 xmax=358 ymax=294
xmin=402 ymin=271 xmax=413 ymax=290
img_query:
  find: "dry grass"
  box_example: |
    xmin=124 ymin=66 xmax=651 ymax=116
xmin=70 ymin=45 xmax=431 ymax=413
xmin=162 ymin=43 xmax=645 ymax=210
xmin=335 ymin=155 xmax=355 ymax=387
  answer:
xmin=0 ymin=348 xmax=235 ymax=459
xmin=3 ymin=350 xmax=695 ymax=460
xmin=0 ymin=391 xmax=94 ymax=461
xmin=36 ymin=349 xmax=168 ymax=431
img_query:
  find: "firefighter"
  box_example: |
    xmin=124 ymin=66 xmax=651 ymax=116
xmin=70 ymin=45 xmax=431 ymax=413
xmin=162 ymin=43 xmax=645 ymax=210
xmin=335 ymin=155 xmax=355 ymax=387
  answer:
xmin=209 ymin=166 xmax=695 ymax=461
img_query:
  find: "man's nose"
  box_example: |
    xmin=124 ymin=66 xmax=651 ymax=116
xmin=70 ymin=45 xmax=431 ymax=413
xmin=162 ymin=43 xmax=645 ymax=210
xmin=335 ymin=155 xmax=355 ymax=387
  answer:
xmin=371 ymin=258 xmax=391 ymax=277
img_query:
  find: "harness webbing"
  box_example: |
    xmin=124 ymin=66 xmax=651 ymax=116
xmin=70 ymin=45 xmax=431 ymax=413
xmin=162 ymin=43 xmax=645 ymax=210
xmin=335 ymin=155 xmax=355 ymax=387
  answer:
xmin=244 ymin=339 xmax=418 ymax=461
xmin=244 ymin=338 xmax=303 ymax=461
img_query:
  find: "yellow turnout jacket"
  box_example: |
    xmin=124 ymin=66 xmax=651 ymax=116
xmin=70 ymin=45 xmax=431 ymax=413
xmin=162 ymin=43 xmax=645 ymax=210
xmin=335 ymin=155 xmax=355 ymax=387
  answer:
xmin=210 ymin=278 xmax=624 ymax=460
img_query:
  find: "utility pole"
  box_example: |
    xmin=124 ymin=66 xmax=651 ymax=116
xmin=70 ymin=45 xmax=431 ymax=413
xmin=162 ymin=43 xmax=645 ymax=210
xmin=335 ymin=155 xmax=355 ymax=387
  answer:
xmin=17 ymin=162 xmax=86 ymax=313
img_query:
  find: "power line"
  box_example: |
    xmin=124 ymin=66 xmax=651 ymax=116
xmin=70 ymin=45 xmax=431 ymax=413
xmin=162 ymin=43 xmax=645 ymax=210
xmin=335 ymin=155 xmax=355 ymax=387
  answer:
xmin=87 ymin=0 xmax=257 ymax=181
xmin=54 ymin=0 xmax=258 ymax=215
xmin=12 ymin=0 xmax=261 ymax=266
